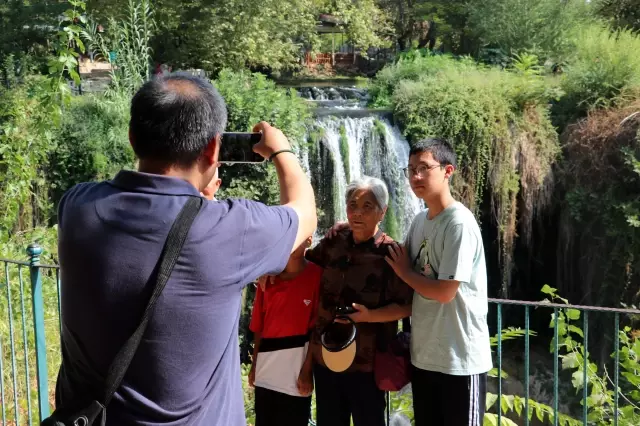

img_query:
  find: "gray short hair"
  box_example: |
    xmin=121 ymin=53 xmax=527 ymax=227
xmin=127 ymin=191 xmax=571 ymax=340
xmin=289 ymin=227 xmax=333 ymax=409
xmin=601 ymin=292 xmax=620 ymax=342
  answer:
xmin=345 ymin=176 xmax=389 ymax=210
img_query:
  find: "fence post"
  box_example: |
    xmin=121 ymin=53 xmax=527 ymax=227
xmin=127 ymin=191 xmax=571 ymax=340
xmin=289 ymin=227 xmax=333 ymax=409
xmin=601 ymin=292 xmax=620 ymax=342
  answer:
xmin=27 ymin=243 xmax=50 ymax=421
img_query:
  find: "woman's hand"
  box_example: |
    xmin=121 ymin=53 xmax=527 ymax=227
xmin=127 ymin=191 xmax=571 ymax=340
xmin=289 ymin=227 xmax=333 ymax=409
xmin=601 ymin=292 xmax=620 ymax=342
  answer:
xmin=297 ymin=365 xmax=314 ymax=396
xmin=334 ymin=303 xmax=373 ymax=323
xmin=348 ymin=303 xmax=372 ymax=323
xmin=385 ymin=243 xmax=412 ymax=282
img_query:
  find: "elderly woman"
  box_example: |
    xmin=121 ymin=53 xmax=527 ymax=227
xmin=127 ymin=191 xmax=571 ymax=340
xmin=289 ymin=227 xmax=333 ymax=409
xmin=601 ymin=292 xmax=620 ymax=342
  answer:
xmin=305 ymin=176 xmax=413 ymax=426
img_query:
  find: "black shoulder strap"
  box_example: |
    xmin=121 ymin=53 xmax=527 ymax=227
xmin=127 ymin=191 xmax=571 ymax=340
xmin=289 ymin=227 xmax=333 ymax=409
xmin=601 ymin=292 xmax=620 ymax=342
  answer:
xmin=101 ymin=196 xmax=203 ymax=405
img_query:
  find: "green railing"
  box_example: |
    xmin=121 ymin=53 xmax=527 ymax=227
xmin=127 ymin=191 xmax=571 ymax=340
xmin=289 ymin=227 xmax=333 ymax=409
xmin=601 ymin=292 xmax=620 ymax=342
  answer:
xmin=2 ymin=244 xmax=639 ymax=425
xmin=489 ymin=299 xmax=640 ymax=426
xmin=1 ymin=244 xmax=60 ymax=426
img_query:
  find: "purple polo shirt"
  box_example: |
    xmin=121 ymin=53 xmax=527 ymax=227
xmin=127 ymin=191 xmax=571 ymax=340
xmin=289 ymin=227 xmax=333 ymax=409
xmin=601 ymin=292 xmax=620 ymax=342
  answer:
xmin=55 ymin=170 xmax=299 ymax=426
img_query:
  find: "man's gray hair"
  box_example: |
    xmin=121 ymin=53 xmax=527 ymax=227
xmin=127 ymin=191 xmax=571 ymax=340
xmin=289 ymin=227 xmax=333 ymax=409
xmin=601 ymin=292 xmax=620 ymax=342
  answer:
xmin=345 ymin=176 xmax=389 ymax=210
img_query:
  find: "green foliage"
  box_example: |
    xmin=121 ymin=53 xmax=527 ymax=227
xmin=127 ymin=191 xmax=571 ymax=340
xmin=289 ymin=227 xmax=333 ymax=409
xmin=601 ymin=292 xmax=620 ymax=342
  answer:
xmin=559 ymin=97 xmax=640 ymax=309
xmin=467 ymin=0 xmax=590 ymax=64
xmin=338 ymin=124 xmax=350 ymax=183
xmin=377 ymin=0 xmax=475 ymax=54
xmin=594 ymin=0 xmax=640 ymax=33
xmin=480 ymin=286 xmax=640 ymax=425
xmin=213 ymin=68 xmax=312 ymax=204
xmin=86 ymin=0 xmax=154 ymax=96
xmin=0 ymin=0 xmax=94 ymax=243
xmin=368 ymin=49 xmax=479 ymax=108
xmin=241 ymin=363 xmax=256 ymax=425
xmin=382 ymin=197 xmax=400 ymax=241
xmin=488 ymin=326 xmax=537 ymax=380
xmin=147 ymin=0 xmax=395 ymax=74
xmin=0 ymin=77 xmax=58 ymax=242
xmin=389 ymin=389 xmax=414 ymax=423
xmin=47 ymin=0 xmax=87 ymax=104
xmin=47 ymin=93 xmax=134 ymax=207
xmin=371 ymin=52 xmax=560 ymax=291
xmin=0 ymin=1 xmax=67 ymax=74
xmin=544 ymin=286 xmax=640 ymax=425
xmin=151 ymin=0 xmax=319 ymax=74
xmin=321 ymin=0 xmax=393 ymax=54
xmin=508 ymin=52 xmax=564 ymax=111
xmin=553 ymin=24 xmax=640 ymax=127
xmin=485 ymin=394 xmax=581 ymax=426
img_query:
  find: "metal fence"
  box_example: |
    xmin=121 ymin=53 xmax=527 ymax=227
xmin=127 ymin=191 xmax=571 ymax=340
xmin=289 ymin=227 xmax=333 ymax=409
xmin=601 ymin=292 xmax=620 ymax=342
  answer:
xmin=1 ymin=243 xmax=639 ymax=425
xmin=1 ymin=244 xmax=59 ymax=426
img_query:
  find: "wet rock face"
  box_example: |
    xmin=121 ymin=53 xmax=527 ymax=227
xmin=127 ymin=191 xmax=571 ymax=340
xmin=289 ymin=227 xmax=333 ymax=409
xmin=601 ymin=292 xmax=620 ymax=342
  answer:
xmin=297 ymin=86 xmax=370 ymax=103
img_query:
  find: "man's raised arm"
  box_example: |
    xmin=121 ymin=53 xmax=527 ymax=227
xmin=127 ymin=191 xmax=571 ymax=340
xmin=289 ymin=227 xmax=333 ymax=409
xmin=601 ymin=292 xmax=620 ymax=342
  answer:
xmin=253 ymin=121 xmax=317 ymax=252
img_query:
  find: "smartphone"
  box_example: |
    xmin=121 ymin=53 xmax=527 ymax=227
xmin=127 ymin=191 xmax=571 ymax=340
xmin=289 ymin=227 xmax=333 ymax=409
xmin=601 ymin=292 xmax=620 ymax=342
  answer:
xmin=219 ymin=132 xmax=264 ymax=164
xmin=335 ymin=305 xmax=357 ymax=316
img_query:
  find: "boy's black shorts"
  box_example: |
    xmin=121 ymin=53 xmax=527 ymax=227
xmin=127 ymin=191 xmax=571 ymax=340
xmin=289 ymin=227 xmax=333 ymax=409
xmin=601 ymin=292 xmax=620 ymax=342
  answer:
xmin=412 ymin=366 xmax=487 ymax=426
xmin=254 ymin=386 xmax=311 ymax=426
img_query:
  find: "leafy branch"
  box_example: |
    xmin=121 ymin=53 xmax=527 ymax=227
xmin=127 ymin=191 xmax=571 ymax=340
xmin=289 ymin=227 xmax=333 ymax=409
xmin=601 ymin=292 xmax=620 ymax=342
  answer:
xmin=47 ymin=0 xmax=87 ymax=107
xmin=541 ymin=285 xmax=640 ymax=425
xmin=485 ymin=393 xmax=581 ymax=426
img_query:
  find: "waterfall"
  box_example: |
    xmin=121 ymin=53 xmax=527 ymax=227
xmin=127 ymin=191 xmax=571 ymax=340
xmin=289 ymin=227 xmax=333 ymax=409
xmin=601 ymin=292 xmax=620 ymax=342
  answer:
xmin=297 ymin=86 xmax=423 ymax=242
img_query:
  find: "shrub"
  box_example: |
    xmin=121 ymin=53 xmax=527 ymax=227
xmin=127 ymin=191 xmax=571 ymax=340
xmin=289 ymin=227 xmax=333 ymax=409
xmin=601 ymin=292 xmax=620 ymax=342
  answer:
xmin=47 ymin=93 xmax=135 ymax=209
xmin=368 ymin=50 xmax=478 ymax=108
xmin=553 ymin=24 xmax=640 ymax=128
xmin=557 ymin=99 xmax=640 ymax=309
xmin=371 ymin=52 xmax=560 ymax=293
xmin=466 ymin=0 xmax=590 ymax=65
xmin=0 ymin=76 xmax=57 ymax=241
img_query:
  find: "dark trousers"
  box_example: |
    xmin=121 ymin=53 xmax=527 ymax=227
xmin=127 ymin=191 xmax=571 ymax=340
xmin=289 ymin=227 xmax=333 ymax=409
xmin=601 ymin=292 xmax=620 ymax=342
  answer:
xmin=254 ymin=386 xmax=311 ymax=426
xmin=411 ymin=365 xmax=487 ymax=426
xmin=314 ymin=364 xmax=386 ymax=426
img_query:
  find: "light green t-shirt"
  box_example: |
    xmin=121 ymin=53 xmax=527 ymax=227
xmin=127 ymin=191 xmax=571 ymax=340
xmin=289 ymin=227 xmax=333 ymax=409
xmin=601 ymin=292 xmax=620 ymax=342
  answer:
xmin=405 ymin=202 xmax=492 ymax=376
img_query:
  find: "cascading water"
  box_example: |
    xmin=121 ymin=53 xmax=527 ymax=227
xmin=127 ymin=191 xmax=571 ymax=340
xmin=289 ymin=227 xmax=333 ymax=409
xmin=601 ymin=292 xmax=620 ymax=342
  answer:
xmin=295 ymin=85 xmax=423 ymax=241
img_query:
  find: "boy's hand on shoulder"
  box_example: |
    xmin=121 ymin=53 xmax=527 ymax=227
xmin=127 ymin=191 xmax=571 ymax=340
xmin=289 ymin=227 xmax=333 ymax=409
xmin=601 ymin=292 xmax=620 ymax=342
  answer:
xmin=325 ymin=221 xmax=349 ymax=239
xmin=385 ymin=243 xmax=412 ymax=281
xmin=257 ymin=275 xmax=276 ymax=292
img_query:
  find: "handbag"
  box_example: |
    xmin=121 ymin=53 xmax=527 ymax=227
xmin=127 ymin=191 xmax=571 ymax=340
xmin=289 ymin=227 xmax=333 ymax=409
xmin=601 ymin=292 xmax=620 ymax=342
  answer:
xmin=41 ymin=197 xmax=203 ymax=426
xmin=373 ymin=269 xmax=412 ymax=392
xmin=374 ymin=317 xmax=412 ymax=391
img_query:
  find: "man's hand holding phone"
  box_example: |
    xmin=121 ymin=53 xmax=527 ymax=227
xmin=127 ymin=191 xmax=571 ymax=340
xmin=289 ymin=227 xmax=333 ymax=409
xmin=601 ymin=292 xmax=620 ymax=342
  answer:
xmin=252 ymin=122 xmax=293 ymax=161
xmin=222 ymin=121 xmax=316 ymax=254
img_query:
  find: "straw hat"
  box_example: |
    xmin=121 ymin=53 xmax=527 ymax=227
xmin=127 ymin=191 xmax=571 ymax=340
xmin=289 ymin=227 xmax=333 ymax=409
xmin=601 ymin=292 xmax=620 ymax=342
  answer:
xmin=321 ymin=314 xmax=357 ymax=372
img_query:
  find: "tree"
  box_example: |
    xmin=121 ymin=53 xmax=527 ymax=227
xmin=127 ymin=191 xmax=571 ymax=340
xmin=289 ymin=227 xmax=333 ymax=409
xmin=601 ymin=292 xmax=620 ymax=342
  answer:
xmin=0 ymin=0 xmax=69 ymax=78
xmin=376 ymin=0 xmax=477 ymax=54
xmin=466 ymin=0 xmax=590 ymax=63
xmin=150 ymin=0 xmax=319 ymax=74
xmin=595 ymin=0 xmax=640 ymax=32
xmin=323 ymin=0 xmax=393 ymax=53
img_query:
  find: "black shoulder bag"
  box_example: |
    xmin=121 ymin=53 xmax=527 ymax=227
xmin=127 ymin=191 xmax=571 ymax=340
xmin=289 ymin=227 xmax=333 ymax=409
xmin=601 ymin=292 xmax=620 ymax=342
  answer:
xmin=42 ymin=197 xmax=203 ymax=426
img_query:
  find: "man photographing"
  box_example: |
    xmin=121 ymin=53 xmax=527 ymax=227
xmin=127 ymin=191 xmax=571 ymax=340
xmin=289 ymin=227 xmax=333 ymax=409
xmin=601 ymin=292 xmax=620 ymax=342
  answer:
xmin=53 ymin=73 xmax=316 ymax=426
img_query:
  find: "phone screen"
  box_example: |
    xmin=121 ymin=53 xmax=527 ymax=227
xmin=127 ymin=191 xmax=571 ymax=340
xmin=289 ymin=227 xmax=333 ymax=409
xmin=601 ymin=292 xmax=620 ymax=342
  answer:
xmin=219 ymin=132 xmax=264 ymax=164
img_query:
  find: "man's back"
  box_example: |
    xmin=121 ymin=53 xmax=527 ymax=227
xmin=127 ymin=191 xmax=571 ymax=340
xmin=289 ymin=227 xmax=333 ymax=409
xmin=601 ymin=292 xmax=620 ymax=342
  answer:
xmin=55 ymin=170 xmax=298 ymax=425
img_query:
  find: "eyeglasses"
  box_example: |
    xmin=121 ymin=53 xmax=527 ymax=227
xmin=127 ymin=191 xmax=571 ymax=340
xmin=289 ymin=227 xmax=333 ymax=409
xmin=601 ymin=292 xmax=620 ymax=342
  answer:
xmin=403 ymin=163 xmax=443 ymax=178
